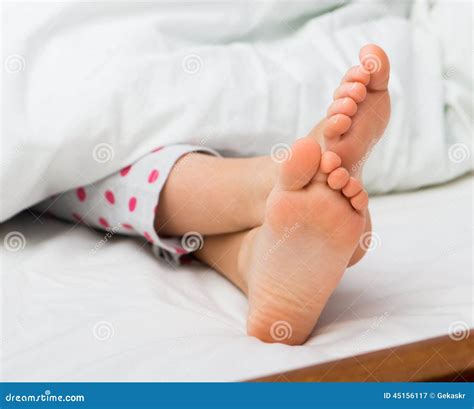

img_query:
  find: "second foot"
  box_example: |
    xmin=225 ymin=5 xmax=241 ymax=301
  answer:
xmin=310 ymin=44 xmax=391 ymax=180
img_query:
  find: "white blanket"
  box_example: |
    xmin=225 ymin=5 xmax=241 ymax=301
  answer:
xmin=1 ymin=0 xmax=472 ymax=222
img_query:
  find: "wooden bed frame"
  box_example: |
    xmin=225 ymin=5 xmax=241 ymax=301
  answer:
xmin=252 ymin=332 xmax=473 ymax=382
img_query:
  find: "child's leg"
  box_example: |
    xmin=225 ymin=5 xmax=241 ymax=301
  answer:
xmin=195 ymin=229 xmax=252 ymax=293
xmin=155 ymin=153 xmax=277 ymax=236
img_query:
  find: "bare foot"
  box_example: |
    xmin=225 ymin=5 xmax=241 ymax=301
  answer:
xmin=311 ymin=44 xmax=391 ymax=180
xmin=239 ymin=137 xmax=368 ymax=345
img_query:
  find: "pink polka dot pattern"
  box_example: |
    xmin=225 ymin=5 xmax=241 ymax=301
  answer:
xmin=148 ymin=169 xmax=159 ymax=183
xmin=76 ymin=187 xmax=86 ymax=201
xmin=99 ymin=217 xmax=109 ymax=229
xmin=105 ymin=190 xmax=115 ymax=204
xmin=44 ymin=145 xmax=212 ymax=263
xmin=128 ymin=197 xmax=137 ymax=212
xmin=120 ymin=165 xmax=132 ymax=176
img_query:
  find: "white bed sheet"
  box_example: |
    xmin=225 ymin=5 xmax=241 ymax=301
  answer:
xmin=1 ymin=175 xmax=472 ymax=381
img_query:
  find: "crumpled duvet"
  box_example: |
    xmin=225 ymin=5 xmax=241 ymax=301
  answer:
xmin=1 ymin=0 xmax=472 ymax=222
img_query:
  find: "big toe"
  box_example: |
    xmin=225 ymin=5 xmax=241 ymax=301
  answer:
xmin=359 ymin=44 xmax=390 ymax=92
xmin=276 ymin=137 xmax=321 ymax=191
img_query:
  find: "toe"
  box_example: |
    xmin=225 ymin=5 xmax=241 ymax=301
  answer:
xmin=341 ymin=65 xmax=370 ymax=86
xmin=327 ymin=98 xmax=358 ymax=118
xmin=342 ymin=177 xmax=363 ymax=198
xmin=359 ymin=44 xmax=390 ymax=92
xmin=277 ymin=137 xmax=321 ymax=191
xmin=323 ymin=114 xmax=352 ymax=139
xmin=350 ymin=190 xmax=369 ymax=210
xmin=333 ymin=82 xmax=367 ymax=103
xmin=327 ymin=167 xmax=350 ymax=190
xmin=319 ymin=151 xmax=342 ymax=174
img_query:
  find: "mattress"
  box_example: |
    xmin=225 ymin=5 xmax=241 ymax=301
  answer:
xmin=1 ymin=174 xmax=472 ymax=381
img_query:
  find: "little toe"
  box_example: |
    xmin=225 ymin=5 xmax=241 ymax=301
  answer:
xmin=333 ymin=82 xmax=367 ymax=103
xmin=323 ymin=114 xmax=352 ymax=139
xmin=342 ymin=177 xmax=363 ymax=198
xmin=327 ymin=167 xmax=350 ymax=190
xmin=350 ymin=190 xmax=369 ymax=211
xmin=341 ymin=66 xmax=370 ymax=86
xmin=327 ymin=98 xmax=358 ymax=118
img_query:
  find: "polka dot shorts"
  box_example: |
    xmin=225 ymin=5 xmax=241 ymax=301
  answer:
xmin=35 ymin=144 xmax=218 ymax=263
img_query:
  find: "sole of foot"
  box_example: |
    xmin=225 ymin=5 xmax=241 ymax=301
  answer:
xmin=241 ymin=137 xmax=368 ymax=345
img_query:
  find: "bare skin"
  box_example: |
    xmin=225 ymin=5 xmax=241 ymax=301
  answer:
xmin=154 ymin=44 xmax=391 ymax=345
xmin=155 ymin=154 xmax=277 ymax=236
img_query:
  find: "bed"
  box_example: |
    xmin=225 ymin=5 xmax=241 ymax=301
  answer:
xmin=1 ymin=174 xmax=472 ymax=382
